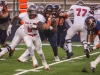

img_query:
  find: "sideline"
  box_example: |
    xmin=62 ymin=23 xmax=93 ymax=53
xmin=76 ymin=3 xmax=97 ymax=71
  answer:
xmin=14 ymin=52 xmax=100 ymax=75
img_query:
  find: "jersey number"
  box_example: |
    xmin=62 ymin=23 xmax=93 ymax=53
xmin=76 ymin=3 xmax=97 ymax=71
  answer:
xmin=76 ymin=8 xmax=87 ymax=16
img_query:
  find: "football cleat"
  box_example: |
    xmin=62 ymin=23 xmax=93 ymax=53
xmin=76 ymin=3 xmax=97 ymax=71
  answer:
xmin=9 ymin=49 xmax=15 ymax=57
xmin=84 ymin=49 xmax=90 ymax=58
xmin=90 ymin=61 xmax=96 ymax=72
xmin=66 ymin=50 xmax=69 ymax=57
xmin=91 ymin=67 xmax=95 ymax=73
xmin=42 ymin=61 xmax=50 ymax=70
xmin=34 ymin=64 xmax=38 ymax=68
xmin=54 ymin=56 xmax=60 ymax=62
xmin=67 ymin=52 xmax=74 ymax=59
xmin=32 ymin=57 xmax=38 ymax=68
xmin=18 ymin=57 xmax=28 ymax=62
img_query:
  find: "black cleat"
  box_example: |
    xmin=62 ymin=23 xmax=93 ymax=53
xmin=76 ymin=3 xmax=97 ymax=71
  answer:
xmin=65 ymin=50 xmax=69 ymax=57
xmin=67 ymin=52 xmax=74 ymax=59
xmin=91 ymin=67 xmax=95 ymax=73
xmin=9 ymin=50 xmax=15 ymax=57
xmin=84 ymin=49 xmax=90 ymax=58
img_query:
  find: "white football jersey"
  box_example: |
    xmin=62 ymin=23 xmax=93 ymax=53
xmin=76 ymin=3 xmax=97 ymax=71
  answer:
xmin=68 ymin=5 xmax=90 ymax=24
xmin=94 ymin=9 xmax=100 ymax=21
xmin=19 ymin=12 xmax=45 ymax=34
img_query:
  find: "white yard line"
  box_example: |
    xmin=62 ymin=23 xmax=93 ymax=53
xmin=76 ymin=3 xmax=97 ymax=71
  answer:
xmin=6 ymin=42 xmax=94 ymax=46
xmin=14 ymin=52 xmax=100 ymax=75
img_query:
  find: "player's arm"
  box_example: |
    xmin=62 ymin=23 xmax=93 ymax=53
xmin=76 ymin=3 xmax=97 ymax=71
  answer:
xmin=65 ymin=17 xmax=73 ymax=27
xmin=87 ymin=31 xmax=94 ymax=44
xmin=30 ymin=21 xmax=45 ymax=31
xmin=10 ymin=16 xmax=21 ymax=25
xmin=7 ymin=16 xmax=21 ymax=36
xmin=50 ymin=18 xmax=57 ymax=33
xmin=0 ymin=11 xmax=8 ymax=18
xmin=43 ymin=15 xmax=52 ymax=30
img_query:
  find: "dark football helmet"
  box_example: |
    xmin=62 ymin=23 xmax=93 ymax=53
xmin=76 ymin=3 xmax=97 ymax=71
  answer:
xmin=0 ymin=0 xmax=7 ymax=5
xmin=52 ymin=4 xmax=61 ymax=15
xmin=27 ymin=4 xmax=37 ymax=19
xmin=85 ymin=16 xmax=97 ymax=31
xmin=89 ymin=4 xmax=95 ymax=10
xmin=76 ymin=0 xmax=84 ymax=6
xmin=37 ymin=5 xmax=44 ymax=15
xmin=44 ymin=4 xmax=53 ymax=14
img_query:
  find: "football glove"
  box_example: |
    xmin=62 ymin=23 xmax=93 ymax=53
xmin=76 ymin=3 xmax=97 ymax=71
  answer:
xmin=87 ymin=44 xmax=93 ymax=52
xmin=7 ymin=24 xmax=12 ymax=36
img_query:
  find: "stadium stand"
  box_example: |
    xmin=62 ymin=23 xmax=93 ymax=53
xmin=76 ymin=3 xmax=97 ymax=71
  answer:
xmin=7 ymin=0 xmax=100 ymax=19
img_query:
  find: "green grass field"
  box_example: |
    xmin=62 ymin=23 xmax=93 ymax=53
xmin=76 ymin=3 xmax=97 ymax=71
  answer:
xmin=0 ymin=42 xmax=100 ymax=75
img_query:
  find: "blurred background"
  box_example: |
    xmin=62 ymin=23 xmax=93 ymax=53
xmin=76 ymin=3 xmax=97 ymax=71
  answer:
xmin=7 ymin=0 xmax=100 ymax=41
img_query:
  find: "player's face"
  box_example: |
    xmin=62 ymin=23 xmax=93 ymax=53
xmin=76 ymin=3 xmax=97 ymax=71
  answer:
xmin=52 ymin=8 xmax=57 ymax=15
xmin=87 ymin=22 xmax=96 ymax=30
xmin=28 ymin=10 xmax=37 ymax=19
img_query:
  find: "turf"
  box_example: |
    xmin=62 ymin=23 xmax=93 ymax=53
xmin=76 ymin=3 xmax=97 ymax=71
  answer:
xmin=0 ymin=42 xmax=100 ymax=75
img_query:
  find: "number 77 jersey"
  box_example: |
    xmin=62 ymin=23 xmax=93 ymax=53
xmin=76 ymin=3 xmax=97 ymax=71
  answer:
xmin=68 ymin=5 xmax=91 ymax=24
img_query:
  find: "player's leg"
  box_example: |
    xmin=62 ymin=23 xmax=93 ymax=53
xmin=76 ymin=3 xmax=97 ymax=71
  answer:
xmin=48 ymin=33 xmax=60 ymax=62
xmin=34 ymin=36 xmax=50 ymax=70
xmin=80 ymin=29 xmax=90 ymax=58
xmin=58 ymin=31 xmax=69 ymax=57
xmin=18 ymin=44 xmax=35 ymax=63
xmin=65 ymin=25 xmax=77 ymax=59
xmin=18 ymin=49 xmax=30 ymax=62
xmin=93 ymin=35 xmax=100 ymax=46
xmin=23 ymin=35 xmax=38 ymax=68
xmin=0 ymin=31 xmax=22 ymax=57
xmin=90 ymin=55 xmax=100 ymax=72
xmin=0 ymin=30 xmax=8 ymax=51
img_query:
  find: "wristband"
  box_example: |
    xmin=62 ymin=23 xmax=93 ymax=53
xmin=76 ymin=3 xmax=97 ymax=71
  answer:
xmin=49 ymin=26 xmax=53 ymax=30
xmin=32 ymin=25 xmax=37 ymax=28
xmin=8 ymin=24 xmax=12 ymax=29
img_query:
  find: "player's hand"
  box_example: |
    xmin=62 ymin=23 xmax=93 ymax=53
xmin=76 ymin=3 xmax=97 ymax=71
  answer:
xmin=87 ymin=44 xmax=93 ymax=52
xmin=7 ymin=24 xmax=12 ymax=36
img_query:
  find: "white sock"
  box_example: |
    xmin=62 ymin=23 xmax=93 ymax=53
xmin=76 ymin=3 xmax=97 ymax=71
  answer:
xmin=31 ymin=55 xmax=38 ymax=65
xmin=36 ymin=49 xmax=45 ymax=60
xmin=0 ymin=48 xmax=8 ymax=57
xmin=94 ymin=55 xmax=100 ymax=68
xmin=67 ymin=43 xmax=72 ymax=53
xmin=82 ymin=40 xmax=87 ymax=49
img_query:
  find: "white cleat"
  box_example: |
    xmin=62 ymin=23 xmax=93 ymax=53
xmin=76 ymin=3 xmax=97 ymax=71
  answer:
xmin=18 ymin=57 xmax=28 ymax=62
xmin=54 ymin=56 xmax=60 ymax=62
xmin=42 ymin=61 xmax=50 ymax=70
